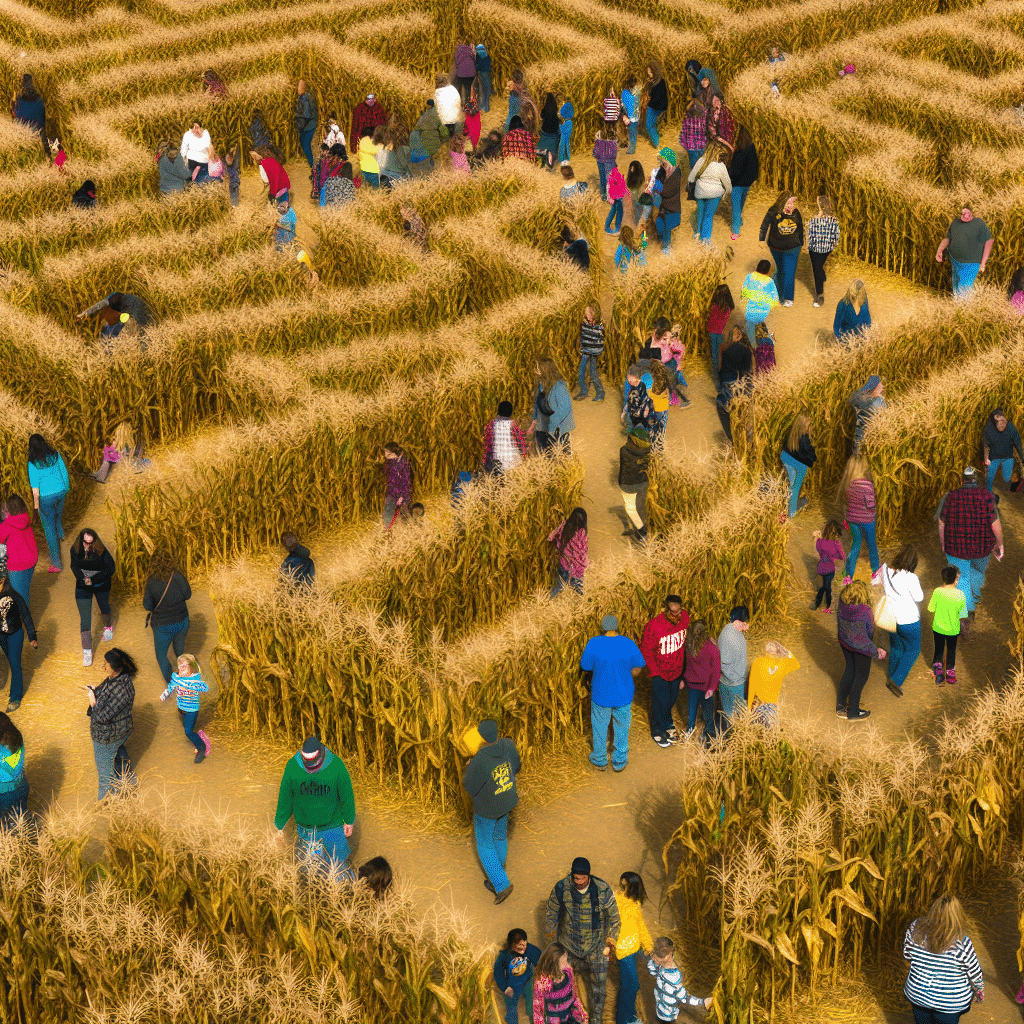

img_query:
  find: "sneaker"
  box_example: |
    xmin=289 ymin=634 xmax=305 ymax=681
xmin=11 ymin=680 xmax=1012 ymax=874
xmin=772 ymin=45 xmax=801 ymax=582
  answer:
xmin=823 ymin=607 xmax=833 ymax=614
xmin=574 ymin=391 xmax=589 ymax=401
xmin=593 ymin=393 xmax=605 ymax=402
xmin=730 ymin=233 xmax=739 ymax=240
xmin=494 ymin=884 xmax=514 ymax=905
xmin=5 ymin=701 xmax=20 ymax=713
xmin=193 ymin=751 xmax=206 ymax=764
xmin=835 ymin=708 xmax=847 ymax=719
xmin=782 ymin=300 xmax=793 ymax=307
xmin=653 ymin=736 xmax=673 ymax=748
xmin=83 ymin=649 xmax=93 ymax=667
xmin=680 ymin=397 xmax=692 ymax=408
xmin=886 ymin=681 xmax=903 ymax=698
xmin=102 ymin=627 xmax=114 ymax=642
xmin=198 ymin=729 xmax=212 ymax=756
xmin=812 ymin=299 xmax=822 ymax=308
xmin=47 ymin=565 xmax=61 ymax=573
xmin=945 ymin=668 xmax=957 ymax=685
xmin=613 ymin=764 xmax=627 ymax=772
xmin=484 ymin=879 xmax=495 ymax=893
xmin=932 ymin=662 xmax=945 ymax=685
xmin=590 ymin=761 xmax=608 ymax=771
xmin=870 ymin=569 xmax=881 ymax=585
xmin=841 ymin=575 xmax=852 ymax=586
xmin=847 ymin=709 xmax=871 ymax=721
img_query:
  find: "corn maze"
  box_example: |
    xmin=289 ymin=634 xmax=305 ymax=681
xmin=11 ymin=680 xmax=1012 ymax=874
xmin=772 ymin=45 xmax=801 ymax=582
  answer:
xmin=2 ymin=0 xmax=1024 ymax=1019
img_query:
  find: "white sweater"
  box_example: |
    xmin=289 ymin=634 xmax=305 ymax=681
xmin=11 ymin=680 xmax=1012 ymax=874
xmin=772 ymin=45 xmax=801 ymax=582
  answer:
xmin=688 ymin=159 xmax=731 ymax=199
xmin=433 ymin=85 xmax=462 ymax=125
xmin=180 ymin=128 xmax=211 ymax=164
xmin=880 ymin=566 xmax=924 ymax=624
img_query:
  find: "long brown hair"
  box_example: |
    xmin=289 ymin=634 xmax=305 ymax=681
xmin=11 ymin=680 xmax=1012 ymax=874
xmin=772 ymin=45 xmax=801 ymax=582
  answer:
xmin=71 ymin=528 xmax=106 ymax=556
xmin=2 ymin=494 xmax=28 ymax=517
xmin=768 ymin=190 xmax=795 ymax=217
xmin=685 ymin=619 xmax=710 ymax=659
xmin=711 ymin=282 xmax=735 ymax=313
xmin=536 ymin=943 xmax=567 ymax=982
xmin=147 ymin=550 xmax=177 ymax=583
xmin=834 ymin=455 xmax=873 ymax=506
xmin=0 ymin=711 xmax=23 ymax=754
xmin=912 ymin=895 xmax=968 ymax=954
xmin=536 ymin=356 xmax=564 ymax=392
xmin=786 ymin=414 xmax=810 ymax=450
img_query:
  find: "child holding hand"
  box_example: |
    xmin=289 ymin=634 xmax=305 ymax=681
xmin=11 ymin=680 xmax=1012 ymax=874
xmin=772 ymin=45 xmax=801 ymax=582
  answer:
xmin=493 ymin=928 xmax=541 ymax=1024
xmin=648 ymin=936 xmax=713 ymax=1021
xmin=160 ymin=654 xmax=210 ymax=763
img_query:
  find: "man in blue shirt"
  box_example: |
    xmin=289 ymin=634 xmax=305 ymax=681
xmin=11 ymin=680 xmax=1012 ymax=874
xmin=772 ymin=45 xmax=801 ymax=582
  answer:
xmin=580 ymin=614 xmax=646 ymax=772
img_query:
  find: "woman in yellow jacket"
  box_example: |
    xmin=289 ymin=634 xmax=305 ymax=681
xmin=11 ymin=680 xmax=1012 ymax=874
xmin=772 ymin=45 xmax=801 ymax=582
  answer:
xmin=614 ymin=871 xmax=653 ymax=1024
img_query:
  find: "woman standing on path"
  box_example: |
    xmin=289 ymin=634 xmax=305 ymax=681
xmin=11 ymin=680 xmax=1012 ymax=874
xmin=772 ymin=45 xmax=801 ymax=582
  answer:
xmin=837 ymin=456 xmax=880 ymax=583
xmin=981 ymin=407 xmax=1024 ymax=492
xmin=537 ymin=93 xmax=560 ymax=169
xmin=27 ymin=434 xmax=69 ymax=574
xmin=0 ymin=712 xmax=29 ymax=825
xmin=86 ymin=647 xmax=137 ymax=800
xmin=70 ymin=529 xmax=115 ymax=666
xmin=643 ymin=60 xmax=669 ymax=149
xmin=381 ymin=443 xmax=412 ymax=528
xmin=903 ymin=896 xmax=984 ymax=1023
xmin=0 ymin=573 xmax=37 ymax=713
xmin=548 ymin=507 xmax=587 ymax=596
xmin=835 ymin=580 xmax=884 ymax=721
xmin=142 ymin=552 xmax=192 ymax=684
xmin=878 ymin=544 xmax=923 ymax=698
xmin=0 ymin=496 xmax=38 ymax=608
xmin=614 ymin=872 xmax=653 ymax=1024
xmin=619 ymin=427 xmax=651 ymax=544
xmin=740 ymin=259 xmax=779 ymax=342
xmin=530 ymin=358 xmax=574 ymax=453
xmin=807 ymin=195 xmax=840 ymax=306
xmin=683 ymin=620 xmax=720 ymax=745
xmin=687 ymin=141 xmax=731 ymax=243
xmin=759 ymin=192 xmax=803 ymax=306
xmin=716 ymin=326 xmax=753 ymax=444
xmin=780 ymin=414 xmax=815 ymax=518
xmin=833 ymin=280 xmax=871 ymax=343
xmin=727 ymin=126 xmax=758 ymax=239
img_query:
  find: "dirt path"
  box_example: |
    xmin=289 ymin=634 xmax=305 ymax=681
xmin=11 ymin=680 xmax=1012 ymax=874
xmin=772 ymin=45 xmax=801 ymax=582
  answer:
xmin=8 ymin=124 xmax=1021 ymax=1024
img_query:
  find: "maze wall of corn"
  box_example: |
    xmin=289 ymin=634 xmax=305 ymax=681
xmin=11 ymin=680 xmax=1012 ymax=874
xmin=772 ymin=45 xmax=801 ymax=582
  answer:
xmin=2 ymin=0 xmax=1023 ymax=1019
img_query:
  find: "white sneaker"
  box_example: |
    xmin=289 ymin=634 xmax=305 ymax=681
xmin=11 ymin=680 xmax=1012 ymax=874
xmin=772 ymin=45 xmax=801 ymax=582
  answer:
xmin=782 ymin=300 xmax=793 ymax=307
xmin=870 ymin=569 xmax=881 ymax=585
xmin=83 ymin=649 xmax=93 ymax=666
xmin=102 ymin=627 xmax=114 ymax=642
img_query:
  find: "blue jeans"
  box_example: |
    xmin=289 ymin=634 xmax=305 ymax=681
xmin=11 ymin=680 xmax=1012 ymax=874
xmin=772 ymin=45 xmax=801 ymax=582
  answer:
xmin=299 ymin=127 xmax=316 ymax=167
xmin=709 ymin=332 xmax=724 ymax=378
xmin=986 ymin=458 xmax=1013 ymax=490
xmin=598 ymin=163 xmax=612 ymax=201
xmin=38 ymin=490 xmax=67 ymax=568
xmin=770 ymin=247 xmax=800 ymax=302
xmin=909 ymin=1002 xmax=971 ymax=1024
xmin=153 ymin=617 xmax=190 ymax=683
xmin=686 ymin=686 xmax=718 ymax=741
xmin=504 ymin=986 xmax=532 ymax=1024
xmin=179 ymin=708 xmax=204 ymax=751
xmin=656 ymin=209 xmax=681 ymax=252
xmin=888 ymin=620 xmax=921 ymax=687
xmin=645 ymin=107 xmax=663 ymax=147
xmin=780 ymin=451 xmax=809 ymax=517
xmin=479 ymin=71 xmax=492 ymax=112
xmin=362 ymin=171 xmax=379 ymax=188
xmin=615 ymin=951 xmax=640 ymax=1024
xmin=745 ymin=312 xmax=767 ymax=344
xmin=730 ymin=185 xmax=750 ymax=234
xmin=605 ymin=199 xmax=623 ymax=232
xmin=550 ymin=566 xmax=583 ymax=597
xmin=558 ymin=126 xmax=571 ymax=163
xmin=695 ymin=196 xmax=722 ymax=241
xmin=295 ymin=822 xmax=353 ymax=876
xmin=0 ymin=628 xmax=26 ymax=702
xmin=6 ymin=566 xmax=34 ymax=609
xmin=845 ymin=521 xmax=879 ymax=576
xmin=719 ymin=681 xmax=744 ymax=718
xmin=949 ymin=256 xmax=980 ymax=298
xmin=93 ymin=736 xmax=133 ymax=800
xmin=590 ymin=702 xmax=631 ymax=769
xmin=627 ymin=121 xmax=637 ymax=152
xmin=578 ymin=353 xmax=604 ymax=397
xmin=473 ymin=812 xmax=510 ymax=892
xmin=945 ymin=554 xmax=990 ymax=613
xmin=686 ymin=147 xmax=704 ymax=169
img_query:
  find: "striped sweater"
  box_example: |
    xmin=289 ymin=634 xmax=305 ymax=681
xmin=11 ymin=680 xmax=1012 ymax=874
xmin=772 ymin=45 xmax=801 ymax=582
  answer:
xmin=903 ymin=926 xmax=982 ymax=1012
xmin=161 ymin=671 xmax=209 ymax=712
xmin=533 ymin=966 xmax=588 ymax=1024
xmin=647 ymin=958 xmax=705 ymax=1021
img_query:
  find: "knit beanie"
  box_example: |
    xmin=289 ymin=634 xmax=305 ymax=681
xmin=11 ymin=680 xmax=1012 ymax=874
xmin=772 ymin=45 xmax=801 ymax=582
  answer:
xmin=571 ymin=856 xmax=591 ymax=875
xmin=658 ymin=147 xmax=677 ymax=167
xmin=478 ymin=719 xmax=498 ymax=743
xmin=300 ymin=735 xmax=325 ymax=772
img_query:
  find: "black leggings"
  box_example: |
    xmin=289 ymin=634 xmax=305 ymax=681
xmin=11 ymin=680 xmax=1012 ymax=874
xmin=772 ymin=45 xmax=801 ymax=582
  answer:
xmin=932 ymin=632 xmax=958 ymax=669
xmin=76 ymin=590 xmax=111 ymax=632
xmin=814 ymin=571 xmax=835 ymax=609
xmin=809 ymin=250 xmax=830 ymax=296
xmin=837 ymin=648 xmax=871 ymax=715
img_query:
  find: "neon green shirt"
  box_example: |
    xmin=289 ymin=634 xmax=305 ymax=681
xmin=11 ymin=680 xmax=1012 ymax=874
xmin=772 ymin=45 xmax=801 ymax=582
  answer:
xmin=927 ymin=586 xmax=966 ymax=636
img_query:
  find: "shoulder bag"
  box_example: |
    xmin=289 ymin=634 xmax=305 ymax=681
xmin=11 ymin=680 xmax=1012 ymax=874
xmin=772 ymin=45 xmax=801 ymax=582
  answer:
xmin=872 ymin=566 xmax=898 ymax=633
xmin=145 ymin=571 xmax=175 ymax=629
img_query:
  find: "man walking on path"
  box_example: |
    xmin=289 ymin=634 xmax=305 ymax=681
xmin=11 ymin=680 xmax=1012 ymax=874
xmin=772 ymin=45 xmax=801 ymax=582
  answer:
xmin=936 ymin=206 xmax=993 ymax=298
xmin=641 ymin=595 xmax=689 ymax=747
xmin=275 ymin=735 xmax=356 ymax=875
xmin=717 ymin=606 xmax=750 ymax=719
xmin=463 ymin=718 xmax=519 ymax=905
xmin=580 ymin=614 xmax=645 ymax=771
xmin=937 ymin=466 xmax=1003 ymax=627
xmin=545 ymin=856 xmax=620 ymax=1023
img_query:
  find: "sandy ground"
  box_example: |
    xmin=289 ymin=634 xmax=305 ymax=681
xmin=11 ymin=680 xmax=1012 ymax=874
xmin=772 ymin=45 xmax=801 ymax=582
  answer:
xmin=5 ymin=109 xmax=1021 ymax=1023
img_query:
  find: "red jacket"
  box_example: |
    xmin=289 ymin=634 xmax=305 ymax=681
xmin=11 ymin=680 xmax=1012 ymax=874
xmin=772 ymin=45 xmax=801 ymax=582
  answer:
xmin=640 ymin=611 xmax=689 ymax=680
xmin=260 ymin=157 xmax=290 ymax=198
xmin=683 ymin=640 xmax=720 ymax=693
xmin=0 ymin=512 xmax=38 ymax=571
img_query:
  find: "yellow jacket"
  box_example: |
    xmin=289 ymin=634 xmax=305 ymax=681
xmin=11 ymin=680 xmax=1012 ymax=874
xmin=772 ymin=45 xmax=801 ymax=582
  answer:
xmin=614 ymin=894 xmax=653 ymax=958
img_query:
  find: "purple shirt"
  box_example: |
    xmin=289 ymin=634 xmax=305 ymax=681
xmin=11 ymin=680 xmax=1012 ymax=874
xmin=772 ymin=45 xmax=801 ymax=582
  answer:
xmin=837 ymin=601 xmax=876 ymax=657
xmin=384 ymin=456 xmax=411 ymax=504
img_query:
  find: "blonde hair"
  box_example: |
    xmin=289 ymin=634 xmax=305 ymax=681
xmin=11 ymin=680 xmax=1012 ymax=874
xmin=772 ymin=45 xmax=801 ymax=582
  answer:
xmin=845 ymin=279 xmax=867 ymax=313
xmin=840 ymin=579 xmax=870 ymax=605
xmin=817 ymin=195 xmax=833 ymax=217
xmin=178 ymin=653 xmax=200 ymax=675
xmin=703 ymin=140 xmax=728 ymax=164
xmin=786 ymin=414 xmax=810 ymax=449
xmin=912 ymin=896 xmax=968 ymax=954
xmin=835 ymin=454 xmax=873 ymax=505
xmin=111 ymin=422 xmax=135 ymax=452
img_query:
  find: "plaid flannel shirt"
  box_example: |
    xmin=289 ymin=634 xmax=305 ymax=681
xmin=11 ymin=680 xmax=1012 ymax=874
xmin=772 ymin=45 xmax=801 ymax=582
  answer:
xmin=502 ymin=128 xmax=536 ymax=162
xmin=807 ymin=215 xmax=841 ymax=254
xmin=483 ymin=417 xmax=529 ymax=471
xmin=89 ymin=673 xmax=135 ymax=744
xmin=548 ymin=522 xmax=588 ymax=579
xmin=941 ymin=486 xmax=997 ymax=559
xmin=545 ymin=874 xmax=620 ymax=957
xmin=678 ymin=114 xmax=706 ymax=150
xmin=706 ymin=103 xmax=736 ymax=144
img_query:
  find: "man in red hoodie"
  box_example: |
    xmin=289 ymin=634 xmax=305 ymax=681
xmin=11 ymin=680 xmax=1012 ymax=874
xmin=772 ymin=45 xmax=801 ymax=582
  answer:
xmin=641 ymin=595 xmax=689 ymax=747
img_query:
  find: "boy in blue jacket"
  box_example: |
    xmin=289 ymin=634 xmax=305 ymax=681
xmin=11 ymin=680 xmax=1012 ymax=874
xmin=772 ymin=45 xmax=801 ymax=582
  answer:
xmin=493 ymin=928 xmax=541 ymax=1024
xmin=558 ymin=101 xmax=574 ymax=164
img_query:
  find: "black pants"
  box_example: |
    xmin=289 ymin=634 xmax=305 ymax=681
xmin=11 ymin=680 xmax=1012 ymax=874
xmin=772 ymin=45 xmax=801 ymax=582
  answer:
xmin=456 ymin=76 xmax=475 ymax=105
xmin=837 ymin=647 xmax=871 ymax=715
xmin=932 ymin=631 xmax=958 ymax=669
xmin=537 ymin=430 xmax=570 ymax=454
xmin=649 ymin=674 xmax=682 ymax=739
xmin=814 ymin=571 xmax=835 ymax=609
xmin=809 ymin=250 xmax=830 ymax=296
xmin=716 ymin=390 xmax=734 ymax=442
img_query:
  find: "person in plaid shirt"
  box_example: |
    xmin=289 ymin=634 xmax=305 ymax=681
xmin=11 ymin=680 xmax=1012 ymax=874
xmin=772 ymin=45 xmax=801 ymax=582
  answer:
xmin=502 ymin=115 xmax=535 ymax=162
xmin=482 ymin=401 xmax=529 ymax=475
xmin=547 ymin=507 xmax=588 ymax=596
xmin=678 ymin=94 xmax=707 ymax=169
xmin=937 ymin=466 xmax=1004 ymax=622
xmin=545 ymin=857 xmax=621 ymax=1023
xmin=807 ymin=195 xmax=841 ymax=306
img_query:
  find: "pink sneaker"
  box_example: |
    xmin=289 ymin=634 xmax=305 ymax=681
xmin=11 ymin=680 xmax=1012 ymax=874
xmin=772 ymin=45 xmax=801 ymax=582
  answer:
xmin=841 ymin=575 xmax=852 ymax=586
xmin=47 ymin=566 xmax=61 ymax=573
xmin=197 ymin=729 xmax=211 ymax=756
xmin=730 ymin=233 xmax=739 ymax=240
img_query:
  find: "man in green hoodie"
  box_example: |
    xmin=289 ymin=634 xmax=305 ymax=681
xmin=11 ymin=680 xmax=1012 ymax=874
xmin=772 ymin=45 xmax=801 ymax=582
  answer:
xmin=275 ymin=735 xmax=356 ymax=873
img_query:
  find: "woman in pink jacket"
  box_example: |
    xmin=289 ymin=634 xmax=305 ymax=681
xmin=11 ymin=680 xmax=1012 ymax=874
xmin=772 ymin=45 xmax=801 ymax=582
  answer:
xmin=0 ymin=495 xmax=39 ymax=609
xmin=682 ymin=619 xmax=720 ymax=745
xmin=837 ymin=455 xmax=879 ymax=584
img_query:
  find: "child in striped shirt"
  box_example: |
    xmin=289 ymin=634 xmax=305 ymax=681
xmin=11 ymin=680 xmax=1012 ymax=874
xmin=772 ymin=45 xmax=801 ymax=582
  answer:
xmin=160 ymin=654 xmax=211 ymax=764
xmin=648 ymin=937 xmax=713 ymax=1021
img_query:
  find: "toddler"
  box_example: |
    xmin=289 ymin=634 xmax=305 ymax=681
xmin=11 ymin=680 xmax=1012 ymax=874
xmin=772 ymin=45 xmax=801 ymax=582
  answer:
xmin=811 ymin=519 xmax=845 ymax=612
xmin=493 ymin=928 xmax=541 ymax=1024
xmin=928 ymin=565 xmax=966 ymax=685
xmin=160 ymin=654 xmax=211 ymax=763
xmin=648 ymin=936 xmax=713 ymax=1021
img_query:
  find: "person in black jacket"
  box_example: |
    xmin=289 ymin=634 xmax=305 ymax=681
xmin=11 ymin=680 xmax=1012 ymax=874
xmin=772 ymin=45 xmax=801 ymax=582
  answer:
xmin=142 ymin=550 xmax=193 ymax=683
xmin=619 ymin=427 xmax=652 ymax=543
xmin=728 ymin=126 xmax=758 ymax=240
xmin=717 ymin=326 xmax=754 ymax=443
xmin=780 ymin=414 xmax=816 ymax=517
xmin=0 ymin=573 xmax=38 ymax=713
xmin=560 ymin=224 xmax=590 ymax=272
xmin=70 ymin=528 xmax=115 ymax=667
xmin=86 ymin=647 xmax=137 ymax=800
xmin=759 ymin=191 xmax=803 ymax=306
xmin=280 ymin=533 xmax=315 ymax=588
